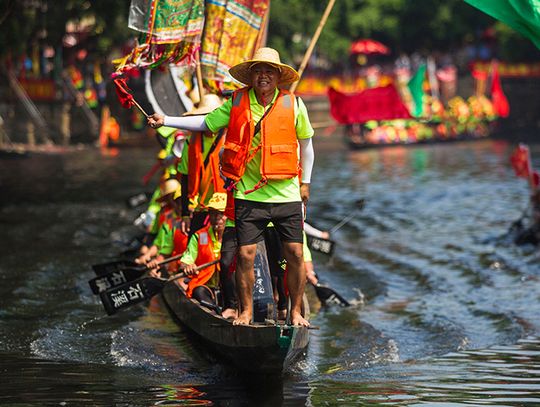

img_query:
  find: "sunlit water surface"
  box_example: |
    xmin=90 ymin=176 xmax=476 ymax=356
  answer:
xmin=1 ymin=136 xmax=539 ymax=406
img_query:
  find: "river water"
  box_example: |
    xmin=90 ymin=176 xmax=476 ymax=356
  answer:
xmin=1 ymin=135 xmax=539 ymax=406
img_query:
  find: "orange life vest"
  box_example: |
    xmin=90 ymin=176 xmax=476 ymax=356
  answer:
xmin=220 ymin=88 xmax=298 ymax=186
xmin=187 ymin=132 xmax=226 ymax=207
xmin=186 ymin=224 xmax=220 ymax=298
xmin=224 ymin=190 xmax=235 ymax=221
xmin=170 ymin=218 xmax=189 ymax=258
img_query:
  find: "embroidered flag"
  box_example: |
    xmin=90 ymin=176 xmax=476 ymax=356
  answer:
xmin=200 ymin=0 xmax=270 ymax=82
xmin=114 ymin=0 xmax=204 ymax=73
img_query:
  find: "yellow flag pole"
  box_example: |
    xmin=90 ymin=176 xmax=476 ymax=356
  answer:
xmin=290 ymin=0 xmax=336 ymax=94
xmin=196 ymin=50 xmax=205 ymax=102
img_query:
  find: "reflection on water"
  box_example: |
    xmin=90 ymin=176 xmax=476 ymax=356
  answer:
xmin=308 ymin=337 xmax=540 ymax=406
xmin=1 ymin=138 xmax=540 ymax=405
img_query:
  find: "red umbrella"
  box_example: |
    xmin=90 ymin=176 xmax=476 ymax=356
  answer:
xmin=350 ymin=39 xmax=390 ymax=55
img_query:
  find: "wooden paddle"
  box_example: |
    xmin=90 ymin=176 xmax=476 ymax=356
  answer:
xmin=307 ymin=236 xmax=336 ymax=256
xmin=307 ymin=199 xmax=364 ymax=255
xmin=99 ymin=260 xmax=219 ymax=315
xmin=92 ymin=259 xmax=139 ymax=276
xmin=312 ymin=283 xmax=350 ymax=307
xmin=126 ymin=192 xmax=152 ymax=209
xmin=89 ymin=253 xmax=184 ymax=294
xmin=329 ymin=198 xmax=365 ymax=234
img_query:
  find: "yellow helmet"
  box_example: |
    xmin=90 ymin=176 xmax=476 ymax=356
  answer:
xmin=206 ymin=192 xmax=227 ymax=212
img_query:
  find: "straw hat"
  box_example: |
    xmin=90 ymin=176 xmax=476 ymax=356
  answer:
xmin=156 ymin=179 xmax=181 ymax=202
xmin=182 ymin=94 xmax=223 ymax=116
xmin=206 ymin=192 xmax=227 ymax=212
xmin=229 ymin=47 xmax=299 ymax=86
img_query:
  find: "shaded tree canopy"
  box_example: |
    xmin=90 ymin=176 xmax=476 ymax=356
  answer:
xmin=269 ymin=0 xmax=538 ymax=65
xmin=0 ymin=0 xmax=537 ymax=65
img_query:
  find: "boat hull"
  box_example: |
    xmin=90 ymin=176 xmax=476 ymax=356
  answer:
xmin=161 ymin=281 xmax=310 ymax=374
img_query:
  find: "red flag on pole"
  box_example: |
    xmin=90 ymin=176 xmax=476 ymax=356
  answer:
xmin=491 ymin=62 xmax=510 ymax=118
xmin=112 ymin=77 xmax=148 ymax=117
xmin=113 ymin=78 xmax=135 ymax=109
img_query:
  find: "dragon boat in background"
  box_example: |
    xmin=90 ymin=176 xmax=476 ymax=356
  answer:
xmin=331 ymin=87 xmax=499 ymax=149
xmin=327 ymin=57 xmax=509 ymax=150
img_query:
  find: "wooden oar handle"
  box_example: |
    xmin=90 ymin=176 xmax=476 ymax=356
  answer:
xmin=164 ymin=259 xmax=219 ymax=283
xmin=156 ymin=253 xmax=184 ymax=267
xmin=132 ymin=99 xmax=149 ymax=118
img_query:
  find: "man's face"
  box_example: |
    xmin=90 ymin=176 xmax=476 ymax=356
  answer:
xmin=209 ymin=209 xmax=225 ymax=231
xmin=250 ymin=63 xmax=280 ymax=94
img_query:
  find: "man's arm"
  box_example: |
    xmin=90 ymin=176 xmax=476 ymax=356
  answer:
xmin=148 ymin=114 xmax=209 ymax=131
xmin=299 ymin=138 xmax=314 ymax=204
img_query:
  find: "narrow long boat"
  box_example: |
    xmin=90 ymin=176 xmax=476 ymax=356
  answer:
xmin=161 ymin=281 xmax=310 ymax=374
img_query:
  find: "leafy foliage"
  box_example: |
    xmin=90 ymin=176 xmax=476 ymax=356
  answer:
xmin=268 ymin=0 xmax=537 ymax=65
xmin=0 ymin=0 xmax=536 ymax=65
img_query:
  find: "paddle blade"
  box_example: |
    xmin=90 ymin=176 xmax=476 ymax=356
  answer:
xmin=92 ymin=260 xmax=139 ymax=276
xmin=126 ymin=192 xmax=151 ymax=208
xmin=88 ymin=268 xmax=146 ymax=294
xmin=307 ymin=236 xmax=336 ymax=256
xmin=314 ymin=284 xmax=350 ymax=307
xmin=99 ymin=278 xmax=166 ymax=315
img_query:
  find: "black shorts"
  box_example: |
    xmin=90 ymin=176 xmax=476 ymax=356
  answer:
xmin=235 ymin=199 xmax=304 ymax=246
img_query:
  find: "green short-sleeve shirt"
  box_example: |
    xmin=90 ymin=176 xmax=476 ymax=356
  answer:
xmin=154 ymin=221 xmax=174 ymax=256
xmin=205 ymin=88 xmax=313 ymax=203
xmin=181 ymin=226 xmax=222 ymax=265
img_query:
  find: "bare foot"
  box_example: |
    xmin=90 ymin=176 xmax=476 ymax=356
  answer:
xmin=233 ymin=311 xmax=252 ymax=326
xmin=277 ymin=309 xmax=287 ymax=321
xmin=290 ymin=311 xmax=310 ymax=327
xmin=221 ymin=308 xmax=238 ymax=320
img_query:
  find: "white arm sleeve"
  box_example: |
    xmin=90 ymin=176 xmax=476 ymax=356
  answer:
xmin=299 ymin=137 xmax=314 ymax=183
xmin=304 ymin=222 xmax=325 ymax=238
xmin=164 ymin=115 xmax=208 ymax=131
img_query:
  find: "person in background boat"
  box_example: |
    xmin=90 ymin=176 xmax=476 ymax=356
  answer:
xmin=147 ymin=47 xmax=314 ymax=327
xmin=145 ymin=203 xmax=189 ymax=277
xmin=133 ymin=130 xmax=185 ymax=254
xmin=174 ymin=192 xmax=227 ymax=305
xmin=176 ymin=94 xmax=226 ymax=236
xmin=136 ymin=178 xmax=182 ymax=265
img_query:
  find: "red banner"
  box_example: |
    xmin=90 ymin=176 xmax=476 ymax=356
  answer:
xmin=18 ymin=78 xmax=56 ymax=101
xmin=328 ymin=85 xmax=412 ymax=124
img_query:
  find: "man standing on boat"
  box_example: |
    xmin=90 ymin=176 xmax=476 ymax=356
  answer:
xmin=147 ymin=47 xmax=315 ymax=327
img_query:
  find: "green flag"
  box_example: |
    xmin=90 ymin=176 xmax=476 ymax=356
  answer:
xmin=407 ymin=64 xmax=427 ymax=118
xmin=464 ymin=0 xmax=540 ymax=49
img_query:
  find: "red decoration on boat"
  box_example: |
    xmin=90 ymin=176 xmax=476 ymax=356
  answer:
xmin=328 ymin=85 xmax=412 ymax=124
xmin=350 ymin=39 xmax=390 ymax=55
xmin=510 ymin=143 xmax=532 ymax=178
xmin=490 ymin=62 xmax=510 ymax=118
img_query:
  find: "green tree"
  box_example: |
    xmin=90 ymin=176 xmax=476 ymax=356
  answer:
xmin=267 ymin=0 xmax=536 ymax=66
xmin=0 ymin=0 xmax=131 ymax=60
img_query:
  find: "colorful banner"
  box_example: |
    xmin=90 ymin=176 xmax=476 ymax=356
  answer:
xmin=115 ymin=0 xmax=204 ymax=72
xmin=200 ymin=0 xmax=269 ymax=81
xmin=128 ymin=0 xmax=204 ymax=43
